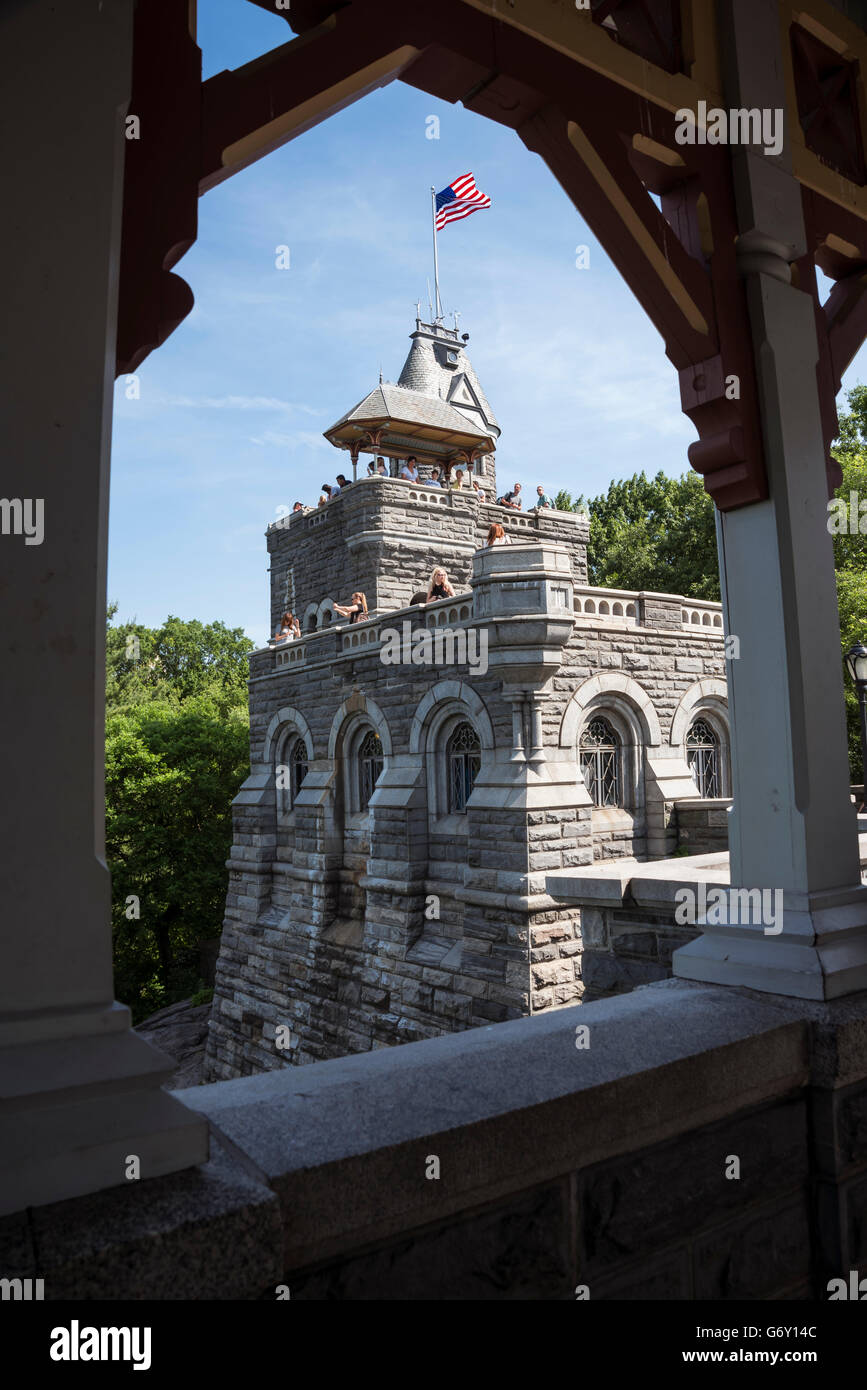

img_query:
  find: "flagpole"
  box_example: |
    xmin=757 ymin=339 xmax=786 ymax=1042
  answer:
xmin=430 ymin=185 xmax=443 ymax=321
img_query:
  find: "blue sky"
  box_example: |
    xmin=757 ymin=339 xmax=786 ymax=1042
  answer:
xmin=109 ymin=0 xmax=865 ymax=649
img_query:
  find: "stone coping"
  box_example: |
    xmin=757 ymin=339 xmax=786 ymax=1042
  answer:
xmin=15 ymin=978 xmax=867 ymax=1294
xmin=266 ymin=478 xmax=588 ymax=532
xmin=546 ymin=836 xmax=867 ymax=908
xmin=178 ymin=979 xmax=805 ymax=1271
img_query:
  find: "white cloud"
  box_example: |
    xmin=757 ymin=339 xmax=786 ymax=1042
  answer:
xmin=150 ymin=393 xmax=321 ymax=413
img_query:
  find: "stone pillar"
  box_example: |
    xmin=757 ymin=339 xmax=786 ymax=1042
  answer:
xmin=0 ymin=0 xmax=207 ymax=1214
xmin=674 ymin=0 xmax=867 ymax=1000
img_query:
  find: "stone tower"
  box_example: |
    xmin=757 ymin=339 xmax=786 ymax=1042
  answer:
xmin=204 ymin=318 xmax=728 ymax=1080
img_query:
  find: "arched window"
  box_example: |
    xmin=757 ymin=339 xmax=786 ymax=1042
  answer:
xmin=580 ymin=716 xmax=621 ymax=808
xmin=289 ymin=736 xmax=309 ymax=802
xmin=686 ymin=717 xmax=720 ymax=797
xmin=446 ymin=721 xmax=481 ymax=813
xmin=358 ymin=729 xmax=383 ymax=808
xmin=276 ymin=732 xmax=309 ymax=817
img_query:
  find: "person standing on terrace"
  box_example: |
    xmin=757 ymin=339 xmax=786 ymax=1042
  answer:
xmin=499 ymin=482 xmax=522 ymax=509
xmin=533 ymin=485 xmax=553 ymax=509
xmin=333 ymin=592 xmax=368 ymax=624
xmin=400 ymin=456 xmax=420 ymax=482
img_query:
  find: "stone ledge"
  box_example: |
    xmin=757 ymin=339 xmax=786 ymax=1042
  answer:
xmin=179 ymin=978 xmax=806 ymax=1271
xmin=0 ymin=1131 xmax=281 ymax=1300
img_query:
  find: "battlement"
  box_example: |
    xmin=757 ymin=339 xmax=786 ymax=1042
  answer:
xmin=266 ymin=477 xmax=590 ymax=636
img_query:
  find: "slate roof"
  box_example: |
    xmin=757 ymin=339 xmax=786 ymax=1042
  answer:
xmin=326 ymin=382 xmax=491 ymax=442
xmin=324 ymin=319 xmax=500 ymax=451
xmin=397 ymin=328 xmax=500 ymax=438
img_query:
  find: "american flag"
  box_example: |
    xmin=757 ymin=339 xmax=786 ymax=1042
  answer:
xmin=435 ymin=173 xmax=491 ymax=231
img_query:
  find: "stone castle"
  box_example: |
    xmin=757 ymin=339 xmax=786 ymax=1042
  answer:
xmin=204 ymin=316 xmax=730 ymax=1081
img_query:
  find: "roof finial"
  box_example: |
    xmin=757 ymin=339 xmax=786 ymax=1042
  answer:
xmin=453 ymin=310 xmax=461 ymax=333
xmin=379 ymin=362 xmax=383 ymax=384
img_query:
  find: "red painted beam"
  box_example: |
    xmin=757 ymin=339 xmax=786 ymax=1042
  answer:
xmin=201 ymin=1 xmax=421 ymax=193
xmin=116 ymin=0 xmax=200 ymax=376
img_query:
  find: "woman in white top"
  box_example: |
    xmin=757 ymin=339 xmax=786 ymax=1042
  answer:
xmin=486 ymin=523 xmax=509 ymax=547
xmin=275 ymin=610 xmax=301 ymax=643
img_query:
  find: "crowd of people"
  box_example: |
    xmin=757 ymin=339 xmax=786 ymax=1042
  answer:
xmin=271 ymin=537 xmax=513 ymax=645
xmin=270 ymin=460 xmax=560 ymax=645
xmin=284 ymin=457 xmax=559 ymax=514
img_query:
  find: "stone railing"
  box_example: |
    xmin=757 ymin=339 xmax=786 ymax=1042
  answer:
xmin=680 ymin=599 xmax=724 ymax=631
xmin=251 ymin=592 xmax=478 ymax=671
xmin=573 ymin=586 xmax=724 ymax=632
xmin=573 ymin=585 xmax=639 ymax=622
xmin=23 ymin=973 xmax=867 ymax=1299
xmin=265 ymin=477 xmax=589 ymax=533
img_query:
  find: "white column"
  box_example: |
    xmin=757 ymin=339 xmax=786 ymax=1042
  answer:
xmin=674 ymin=0 xmax=867 ymax=999
xmin=0 ymin=0 xmax=208 ymax=1215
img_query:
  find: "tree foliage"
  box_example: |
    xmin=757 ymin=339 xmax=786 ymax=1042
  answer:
xmin=831 ymin=388 xmax=867 ymax=779
xmin=105 ymin=610 xmax=252 ymax=1021
xmin=561 ymin=470 xmax=720 ymax=599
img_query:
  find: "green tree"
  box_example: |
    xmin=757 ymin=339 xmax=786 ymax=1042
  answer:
xmin=106 ymin=607 xmax=252 ymax=713
xmin=568 ymin=470 xmax=720 ymax=599
xmin=831 ymin=389 xmax=867 ymax=780
xmin=105 ymin=610 xmax=252 ymax=1020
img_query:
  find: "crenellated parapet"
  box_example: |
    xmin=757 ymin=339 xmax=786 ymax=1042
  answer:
xmin=266 ymin=478 xmax=589 ymax=635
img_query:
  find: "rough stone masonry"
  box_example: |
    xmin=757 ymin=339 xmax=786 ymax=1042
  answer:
xmin=205 ymin=322 xmax=728 ymax=1080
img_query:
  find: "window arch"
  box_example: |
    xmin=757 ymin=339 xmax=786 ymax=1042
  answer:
xmin=358 ymin=728 xmax=384 ymax=808
xmin=580 ymin=716 xmax=622 ymax=808
xmin=267 ymin=714 xmax=314 ymax=825
xmin=287 ymin=735 xmax=309 ymax=803
xmin=686 ymin=717 xmax=721 ymax=798
xmin=446 ymin=721 xmax=481 ymax=813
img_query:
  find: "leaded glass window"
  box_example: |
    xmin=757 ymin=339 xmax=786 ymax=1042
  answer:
xmin=686 ymin=717 xmax=720 ymax=797
xmin=580 ymin=716 xmax=621 ymax=808
xmin=289 ymin=737 xmax=308 ymax=802
xmin=358 ymin=729 xmax=383 ymax=808
xmin=447 ymin=722 xmax=481 ymax=813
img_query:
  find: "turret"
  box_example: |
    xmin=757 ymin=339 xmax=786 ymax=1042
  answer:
xmin=324 ymin=317 xmax=499 ymax=496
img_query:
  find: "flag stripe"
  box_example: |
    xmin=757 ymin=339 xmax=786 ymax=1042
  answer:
xmin=434 ymin=172 xmax=491 ymax=231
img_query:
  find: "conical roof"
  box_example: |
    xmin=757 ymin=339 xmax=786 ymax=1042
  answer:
xmin=397 ymin=321 xmax=500 ymax=439
xmin=324 ymin=318 xmax=499 ymax=464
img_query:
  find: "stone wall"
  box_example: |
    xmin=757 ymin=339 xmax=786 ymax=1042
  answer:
xmin=206 ymin=534 xmax=728 ymax=1081
xmin=19 ymin=979 xmax=867 ymax=1301
xmin=190 ymin=980 xmax=863 ymax=1301
xmin=266 ymin=479 xmax=589 ymax=634
xmin=675 ymin=797 xmax=732 ymax=853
